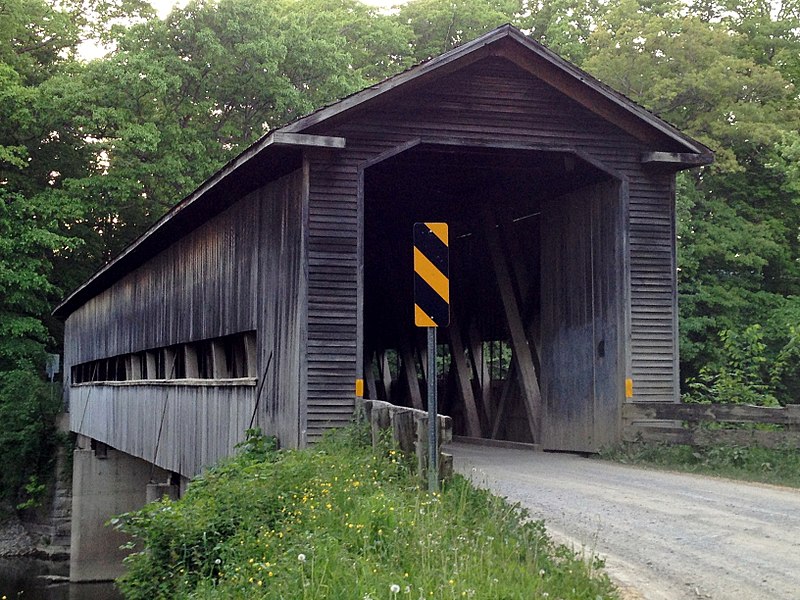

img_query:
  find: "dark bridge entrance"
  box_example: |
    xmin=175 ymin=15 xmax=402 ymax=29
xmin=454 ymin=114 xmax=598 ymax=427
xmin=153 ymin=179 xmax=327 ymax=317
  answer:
xmin=362 ymin=142 xmax=624 ymax=451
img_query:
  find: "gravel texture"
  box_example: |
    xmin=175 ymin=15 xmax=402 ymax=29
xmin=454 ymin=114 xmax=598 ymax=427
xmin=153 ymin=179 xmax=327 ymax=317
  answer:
xmin=449 ymin=442 xmax=800 ymax=600
xmin=0 ymin=514 xmax=35 ymax=557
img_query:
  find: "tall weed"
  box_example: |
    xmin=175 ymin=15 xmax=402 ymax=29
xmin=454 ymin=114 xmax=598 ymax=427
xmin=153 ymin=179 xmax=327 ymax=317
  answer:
xmin=116 ymin=426 xmax=616 ymax=599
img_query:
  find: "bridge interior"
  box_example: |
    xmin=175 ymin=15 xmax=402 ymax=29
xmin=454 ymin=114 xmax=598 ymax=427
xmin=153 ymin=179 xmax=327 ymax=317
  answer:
xmin=362 ymin=143 xmax=616 ymax=445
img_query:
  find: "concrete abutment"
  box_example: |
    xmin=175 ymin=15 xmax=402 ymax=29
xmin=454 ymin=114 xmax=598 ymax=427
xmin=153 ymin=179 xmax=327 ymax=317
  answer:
xmin=69 ymin=435 xmax=179 ymax=582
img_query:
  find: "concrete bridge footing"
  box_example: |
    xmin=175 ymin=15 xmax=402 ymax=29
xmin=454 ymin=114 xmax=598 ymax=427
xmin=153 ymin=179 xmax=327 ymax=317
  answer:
xmin=69 ymin=435 xmax=178 ymax=582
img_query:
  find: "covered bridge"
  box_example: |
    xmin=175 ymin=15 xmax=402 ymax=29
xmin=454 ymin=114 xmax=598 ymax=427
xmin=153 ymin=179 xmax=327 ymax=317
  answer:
xmin=56 ymin=23 xmax=712 ymax=580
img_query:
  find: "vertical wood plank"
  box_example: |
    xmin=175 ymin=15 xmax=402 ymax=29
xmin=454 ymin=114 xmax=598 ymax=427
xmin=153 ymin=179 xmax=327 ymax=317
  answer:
xmin=466 ymin=321 xmax=493 ymax=427
xmin=364 ymin=352 xmax=378 ymax=400
xmin=243 ymin=332 xmax=257 ymax=378
xmin=185 ymin=345 xmax=199 ymax=378
xmin=145 ymin=352 xmax=157 ymax=380
xmin=447 ymin=311 xmax=482 ymax=437
xmin=377 ymin=350 xmax=393 ymax=403
xmin=130 ymin=354 xmax=142 ymax=380
xmin=491 ymin=365 xmax=516 ymax=439
xmin=399 ymin=338 xmax=424 ymax=410
xmin=210 ymin=340 xmax=228 ymax=378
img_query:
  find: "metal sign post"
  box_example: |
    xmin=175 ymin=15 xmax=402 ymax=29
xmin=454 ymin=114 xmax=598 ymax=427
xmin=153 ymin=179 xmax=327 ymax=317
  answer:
xmin=426 ymin=326 xmax=437 ymax=491
xmin=413 ymin=222 xmax=449 ymax=492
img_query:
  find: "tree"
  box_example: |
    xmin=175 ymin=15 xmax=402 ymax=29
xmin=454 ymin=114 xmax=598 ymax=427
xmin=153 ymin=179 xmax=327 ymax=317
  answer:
xmin=0 ymin=0 xmax=154 ymax=509
xmin=395 ymin=0 xmax=522 ymax=62
xmin=575 ymin=0 xmax=800 ymax=398
xmin=47 ymin=0 xmax=414 ymax=271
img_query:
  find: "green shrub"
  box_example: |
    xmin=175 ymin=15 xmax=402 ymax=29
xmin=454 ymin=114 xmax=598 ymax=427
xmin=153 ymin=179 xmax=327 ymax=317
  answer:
xmin=685 ymin=324 xmax=800 ymax=406
xmin=116 ymin=427 xmax=616 ymax=599
xmin=602 ymin=442 xmax=800 ymax=488
xmin=0 ymin=368 xmax=63 ymax=513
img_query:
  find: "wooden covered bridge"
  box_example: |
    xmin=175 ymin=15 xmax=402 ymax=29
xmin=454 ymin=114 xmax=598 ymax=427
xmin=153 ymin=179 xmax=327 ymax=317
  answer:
xmin=55 ymin=25 xmax=712 ymax=580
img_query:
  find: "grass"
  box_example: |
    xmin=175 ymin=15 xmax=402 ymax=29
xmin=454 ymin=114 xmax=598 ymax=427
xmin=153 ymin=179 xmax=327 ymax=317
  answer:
xmin=115 ymin=426 xmax=617 ymax=599
xmin=600 ymin=442 xmax=800 ymax=488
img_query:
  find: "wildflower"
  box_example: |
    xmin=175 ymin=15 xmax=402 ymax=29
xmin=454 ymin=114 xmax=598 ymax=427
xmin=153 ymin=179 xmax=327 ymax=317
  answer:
xmin=390 ymin=583 xmax=401 ymax=594
xmin=539 ymin=569 xmax=546 ymax=577
xmin=298 ymin=553 xmax=306 ymax=562
xmin=214 ymin=558 xmax=221 ymax=565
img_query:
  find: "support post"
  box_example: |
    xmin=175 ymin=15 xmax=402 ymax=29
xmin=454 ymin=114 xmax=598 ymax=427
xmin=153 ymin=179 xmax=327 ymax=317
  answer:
xmin=448 ymin=311 xmax=482 ymax=437
xmin=364 ymin=352 xmax=378 ymax=400
xmin=482 ymin=206 xmax=542 ymax=442
xmin=377 ymin=350 xmax=393 ymax=403
xmin=400 ymin=337 xmax=424 ymax=410
xmin=70 ymin=436 xmax=172 ymax=581
xmin=427 ymin=327 xmax=438 ymax=492
xmin=466 ymin=321 xmax=493 ymax=427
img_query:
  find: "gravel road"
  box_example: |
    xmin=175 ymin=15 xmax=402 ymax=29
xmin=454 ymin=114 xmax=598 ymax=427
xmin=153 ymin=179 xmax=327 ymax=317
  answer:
xmin=448 ymin=441 xmax=800 ymax=600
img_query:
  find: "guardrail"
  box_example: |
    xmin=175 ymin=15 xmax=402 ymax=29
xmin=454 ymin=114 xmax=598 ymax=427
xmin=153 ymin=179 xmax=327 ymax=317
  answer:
xmin=623 ymin=402 xmax=800 ymax=449
xmin=358 ymin=399 xmax=453 ymax=482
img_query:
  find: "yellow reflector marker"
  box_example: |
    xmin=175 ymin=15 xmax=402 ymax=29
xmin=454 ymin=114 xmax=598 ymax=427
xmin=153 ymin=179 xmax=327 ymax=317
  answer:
xmin=625 ymin=378 xmax=634 ymax=398
xmin=355 ymin=378 xmax=364 ymax=398
xmin=426 ymin=222 xmax=448 ymax=246
xmin=414 ymin=305 xmax=437 ymax=328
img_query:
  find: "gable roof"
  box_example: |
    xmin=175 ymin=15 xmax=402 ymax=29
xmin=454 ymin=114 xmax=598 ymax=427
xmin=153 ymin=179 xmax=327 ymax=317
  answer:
xmin=284 ymin=24 xmax=711 ymax=156
xmin=54 ymin=24 xmax=712 ymax=320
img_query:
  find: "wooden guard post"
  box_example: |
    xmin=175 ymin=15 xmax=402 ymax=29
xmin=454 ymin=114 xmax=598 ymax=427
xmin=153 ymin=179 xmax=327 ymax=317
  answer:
xmin=358 ymin=398 xmax=453 ymax=483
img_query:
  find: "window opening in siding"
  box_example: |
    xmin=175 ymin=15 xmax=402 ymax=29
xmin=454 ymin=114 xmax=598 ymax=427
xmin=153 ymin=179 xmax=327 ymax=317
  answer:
xmin=71 ymin=331 xmax=257 ymax=385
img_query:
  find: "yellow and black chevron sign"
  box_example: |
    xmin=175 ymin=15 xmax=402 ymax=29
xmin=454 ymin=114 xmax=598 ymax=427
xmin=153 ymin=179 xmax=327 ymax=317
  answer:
xmin=413 ymin=222 xmax=449 ymax=327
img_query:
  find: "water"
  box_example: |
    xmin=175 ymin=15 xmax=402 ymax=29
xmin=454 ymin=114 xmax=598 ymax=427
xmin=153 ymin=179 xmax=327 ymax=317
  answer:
xmin=0 ymin=558 xmax=121 ymax=600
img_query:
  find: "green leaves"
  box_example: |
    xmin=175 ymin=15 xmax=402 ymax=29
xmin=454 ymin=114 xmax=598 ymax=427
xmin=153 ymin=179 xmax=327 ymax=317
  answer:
xmin=396 ymin=0 xmax=521 ymax=62
xmin=0 ymin=370 xmax=62 ymax=510
xmin=578 ymin=0 xmax=800 ymax=399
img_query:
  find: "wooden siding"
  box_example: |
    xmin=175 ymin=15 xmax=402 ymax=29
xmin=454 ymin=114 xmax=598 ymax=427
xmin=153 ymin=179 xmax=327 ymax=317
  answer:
xmin=258 ymin=167 xmax=306 ymax=448
xmin=303 ymin=57 xmax=679 ymax=440
xmin=65 ymin=169 xmax=306 ymax=475
xmin=305 ymin=154 xmax=360 ymax=442
xmin=540 ymin=181 xmax=623 ymax=451
xmin=68 ymin=384 xmax=255 ymax=476
xmin=628 ymin=176 xmax=679 ymax=402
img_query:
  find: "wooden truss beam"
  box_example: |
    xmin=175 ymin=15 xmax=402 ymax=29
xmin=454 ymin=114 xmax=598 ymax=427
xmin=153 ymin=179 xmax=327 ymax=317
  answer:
xmin=482 ymin=205 xmax=542 ymax=442
xmin=400 ymin=337 xmax=424 ymax=410
xmin=448 ymin=310 xmax=483 ymax=437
